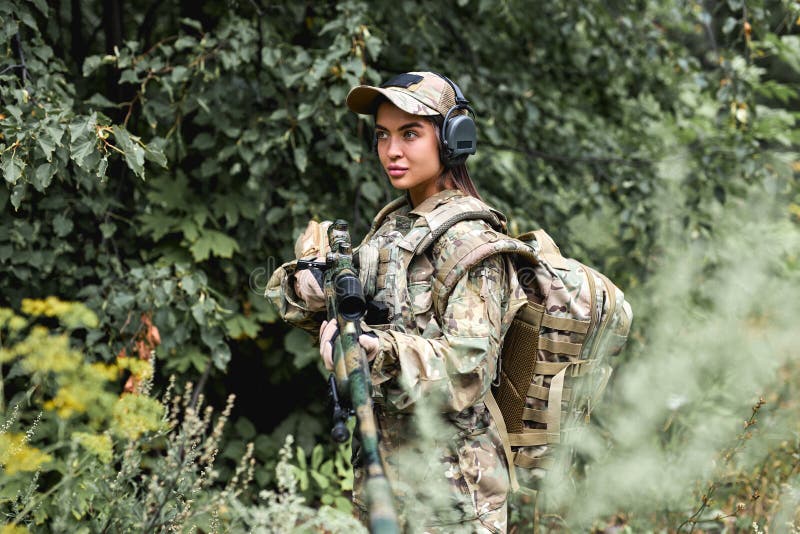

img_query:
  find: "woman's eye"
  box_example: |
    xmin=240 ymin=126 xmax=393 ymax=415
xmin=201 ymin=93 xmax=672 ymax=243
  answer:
xmin=403 ymin=130 xmax=418 ymax=139
xmin=375 ymin=131 xmax=387 ymax=141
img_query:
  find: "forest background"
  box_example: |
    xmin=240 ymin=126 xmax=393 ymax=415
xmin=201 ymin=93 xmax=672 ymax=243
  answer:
xmin=1 ymin=0 xmax=799 ymax=532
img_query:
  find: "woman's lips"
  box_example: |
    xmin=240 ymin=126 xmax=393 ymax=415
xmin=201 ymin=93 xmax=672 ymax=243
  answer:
xmin=387 ymin=166 xmax=407 ymax=177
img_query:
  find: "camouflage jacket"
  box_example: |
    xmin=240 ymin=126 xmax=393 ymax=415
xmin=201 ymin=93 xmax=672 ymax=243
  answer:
xmin=266 ymin=189 xmax=527 ymax=532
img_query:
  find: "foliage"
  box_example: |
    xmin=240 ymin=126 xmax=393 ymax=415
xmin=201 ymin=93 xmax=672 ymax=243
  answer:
xmin=1 ymin=0 xmax=799 ymax=531
xmin=0 ymin=299 xmax=360 ymax=532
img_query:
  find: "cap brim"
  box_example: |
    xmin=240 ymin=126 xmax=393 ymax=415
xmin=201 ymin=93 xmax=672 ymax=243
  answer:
xmin=346 ymin=86 xmax=440 ymax=116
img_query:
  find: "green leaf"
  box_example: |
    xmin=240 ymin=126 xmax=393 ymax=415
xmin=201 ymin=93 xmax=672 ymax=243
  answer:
xmin=37 ymin=134 xmax=55 ymax=162
xmin=96 ymin=155 xmax=108 ymax=179
xmin=69 ymin=114 xmax=94 ymax=143
xmin=70 ymin=137 xmax=96 ymax=168
xmin=309 ymin=470 xmax=330 ymax=490
xmin=82 ymin=56 xmax=103 ymax=77
xmin=311 ymin=444 xmax=323 ymax=470
xmin=293 ymin=146 xmax=307 ymax=173
xmin=284 ymin=329 xmax=316 ymax=369
xmin=19 ymin=11 xmax=37 ymax=30
xmin=188 ymin=229 xmax=240 ymax=262
xmin=224 ymin=314 xmax=260 ymax=339
xmin=2 ymin=153 xmax=24 ymax=185
xmin=191 ymin=300 xmax=206 ymax=324
xmin=5 ymin=105 xmax=22 ymax=121
xmin=180 ymin=275 xmax=197 ymax=296
xmin=32 ymin=163 xmax=55 ymax=192
xmin=211 ymin=342 xmax=231 ymax=369
xmin=361 ymin=181 xmax=382 ymax=203
xmin=112 ymin=125 xmax=146 ymax=179
xmin=234 ymin=417 xmax=257 ymax=440
xmin=119 ymin=69 xmax=138 ymax=85
xmin=139 ymin=212 xmax=175 ymax=241
xmin=86 ymin=93 xmax=117 ymax=108
xmin=53 ymin=213 xmax=74 ymax=237
xmin=28 ymin=0 xmax=49 ymax=16
xmin=100 ymin=222 xmax=116 ymax=238
xmin=144 ymin=143 xmax=167 ymax=168
xmin=10 ymin=183 xmax=25 ymax=210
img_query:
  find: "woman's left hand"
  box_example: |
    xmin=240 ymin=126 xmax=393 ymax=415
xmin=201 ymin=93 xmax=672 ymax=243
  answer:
xmin=319 ymin=318 xmax=380 ymax=371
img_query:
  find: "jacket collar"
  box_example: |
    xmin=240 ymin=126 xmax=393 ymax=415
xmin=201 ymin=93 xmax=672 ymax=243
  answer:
xmin=408 ymin=188 xmax=465 ymax=217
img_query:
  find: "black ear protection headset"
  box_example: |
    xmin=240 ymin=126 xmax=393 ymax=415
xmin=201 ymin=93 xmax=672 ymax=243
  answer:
xmin=431 ymin=72 xmax=477 ymax=166
xmin=374 ymin=72 xmax=477 ymax=167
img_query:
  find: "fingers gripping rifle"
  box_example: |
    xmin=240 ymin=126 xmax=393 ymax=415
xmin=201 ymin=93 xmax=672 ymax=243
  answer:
xmin=296 ymin=220 xmax=399 ymax=534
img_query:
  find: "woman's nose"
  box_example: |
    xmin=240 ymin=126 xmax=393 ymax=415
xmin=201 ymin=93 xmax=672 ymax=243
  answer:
xmin=386 ymin=137 xmax=402 ymax=158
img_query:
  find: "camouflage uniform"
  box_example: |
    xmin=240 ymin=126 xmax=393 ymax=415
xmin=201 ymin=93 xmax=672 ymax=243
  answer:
xmin=267 ymin=189 xmax=527 ymax=533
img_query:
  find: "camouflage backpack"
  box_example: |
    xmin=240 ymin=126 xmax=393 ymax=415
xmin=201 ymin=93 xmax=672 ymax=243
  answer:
xmin=363 ymin=192 xmax=633 ymax=492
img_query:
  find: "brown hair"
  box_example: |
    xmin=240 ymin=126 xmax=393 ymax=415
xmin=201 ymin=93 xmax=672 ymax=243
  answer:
xmin=371 ymin=96 xmax=482 ymax=200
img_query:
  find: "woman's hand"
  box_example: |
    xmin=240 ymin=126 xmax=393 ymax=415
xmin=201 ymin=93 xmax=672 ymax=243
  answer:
xmin=319 ymin=318 xmax=380 ymax=371
xmin=293 ymin=266 xmax=325 ymax=311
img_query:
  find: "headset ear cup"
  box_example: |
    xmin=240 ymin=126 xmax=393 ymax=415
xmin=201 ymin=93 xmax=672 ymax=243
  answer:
xmin=443 ymin=113 xmax=477 ymax=163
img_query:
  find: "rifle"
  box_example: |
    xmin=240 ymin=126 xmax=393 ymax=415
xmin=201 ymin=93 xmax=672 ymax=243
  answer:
xmin=296 ymin=219 xmax=399 ymax=534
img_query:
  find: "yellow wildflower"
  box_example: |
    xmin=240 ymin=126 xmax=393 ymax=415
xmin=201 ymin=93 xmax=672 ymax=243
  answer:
xmin=73 ymin=432 xmax=113 ymax=463
xmin=20 ymin=297 xmax=98 ymax=329
xmin=18 ymin=331 xmax=82 ymax=374
xmin=111 ymin=394 xmax=165 ymax=440
xmin=1 ymin=524 xmax=30 ymax=534
xmin=117 ymin=357 xmax=153 ymax=381
xmin=0 ymin=433 xmax=52 ymax=475
xmin=44 ymin=384 xmax=88 ymax=418
xmin=88 ymin=362 xmax=120 ymax=382
xmin=0 ymin=308 xmax=27 ymax=332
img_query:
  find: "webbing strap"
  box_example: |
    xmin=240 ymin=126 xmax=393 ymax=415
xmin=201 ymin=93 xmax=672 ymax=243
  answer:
xmin=530 ymin=361 xmax=571 ymax=376
xmin=513 ymin=452 xmax=555 ymax=470
xmin=528 ymin=383 xmax=572 ymax=402
xmin=547 ymin=367 xmax=566 ymax=437
xmin=521 ymin=366 xmax=567 ymax=436
xmin=541 ymin=314 xmax=590 ymax=334
xmin=538 ymin=337 xmax=582 ymax=356
xmin=522 ymin=408 xmax=556 ymax=424
xmin=485 ymin=391 xmax=519 ymax=492
xmin=508 ymin=430 xmax=560 ymax=447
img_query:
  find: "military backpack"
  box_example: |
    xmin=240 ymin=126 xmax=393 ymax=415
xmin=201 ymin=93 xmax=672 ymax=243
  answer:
xmin=361 ymin=191 xmax=633 ymax=492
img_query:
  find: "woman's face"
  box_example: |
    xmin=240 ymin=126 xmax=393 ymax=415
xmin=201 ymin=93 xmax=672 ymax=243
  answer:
xmin=375 ymin=102 xmax=446 ymax=206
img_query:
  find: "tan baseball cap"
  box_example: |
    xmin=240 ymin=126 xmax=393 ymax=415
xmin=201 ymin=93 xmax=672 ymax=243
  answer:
xmin=346 ymin=72 xmax=459 ymax=117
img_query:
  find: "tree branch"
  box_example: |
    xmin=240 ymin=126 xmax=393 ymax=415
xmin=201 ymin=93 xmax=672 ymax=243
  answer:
xmin=11 ymin=32 xmax=29 ymax=87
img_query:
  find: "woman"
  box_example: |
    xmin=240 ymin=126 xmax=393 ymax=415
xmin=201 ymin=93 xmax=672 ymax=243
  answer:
xmin=267 ymin=72 xmax=527 ymax=533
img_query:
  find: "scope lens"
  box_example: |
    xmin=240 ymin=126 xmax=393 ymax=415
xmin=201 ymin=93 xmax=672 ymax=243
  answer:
xmin=336 ymin=275 xmax=366 ymax=320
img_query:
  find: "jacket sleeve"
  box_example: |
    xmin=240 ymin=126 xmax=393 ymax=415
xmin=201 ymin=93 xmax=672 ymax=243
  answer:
xmin=370 ymin=253 xmax=513 ymax=413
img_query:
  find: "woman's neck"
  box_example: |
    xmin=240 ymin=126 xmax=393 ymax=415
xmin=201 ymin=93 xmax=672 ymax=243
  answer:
xmin=408 ymin=174 xmax=455 ymax=208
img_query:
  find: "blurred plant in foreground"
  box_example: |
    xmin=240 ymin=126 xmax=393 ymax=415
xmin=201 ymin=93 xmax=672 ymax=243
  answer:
xmin=0 ymin=298 xmax=362 ymax=532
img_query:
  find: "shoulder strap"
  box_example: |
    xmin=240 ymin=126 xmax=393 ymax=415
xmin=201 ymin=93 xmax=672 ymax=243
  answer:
xmin=431 ymin=232 xmax=539 ymax=318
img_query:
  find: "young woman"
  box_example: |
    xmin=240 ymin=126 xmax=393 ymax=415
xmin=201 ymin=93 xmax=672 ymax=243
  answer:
xmin=267 ymin=72 xmax=527 ymax=533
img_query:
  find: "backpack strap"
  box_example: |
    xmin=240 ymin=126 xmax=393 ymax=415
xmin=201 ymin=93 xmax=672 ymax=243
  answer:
xmin=430 ymin=232 xmax=539 ymax=318
xmin=484 ymin=390 xmax=520 ymax=492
